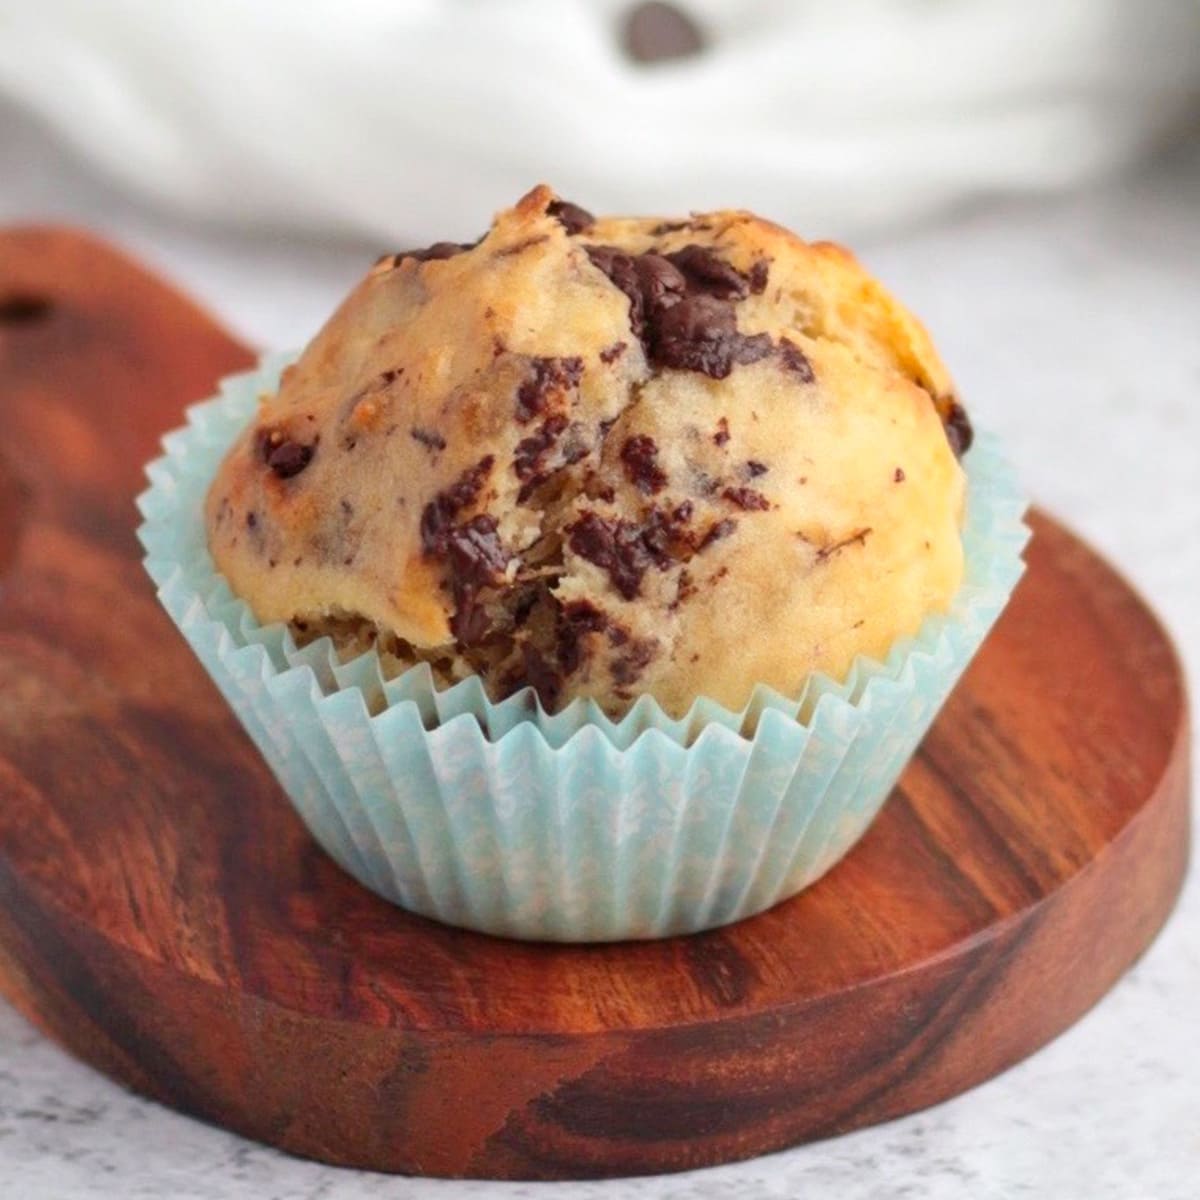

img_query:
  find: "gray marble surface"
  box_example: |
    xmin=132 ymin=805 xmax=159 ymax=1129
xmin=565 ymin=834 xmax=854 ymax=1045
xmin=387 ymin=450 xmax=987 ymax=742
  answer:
xmin=1 ymin=104 xmax=1197 ymax=1199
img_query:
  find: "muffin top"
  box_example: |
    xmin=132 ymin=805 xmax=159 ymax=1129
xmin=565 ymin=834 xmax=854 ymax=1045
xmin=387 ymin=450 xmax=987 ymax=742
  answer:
xmin=206 ymin=185 xmax=970 ymax=718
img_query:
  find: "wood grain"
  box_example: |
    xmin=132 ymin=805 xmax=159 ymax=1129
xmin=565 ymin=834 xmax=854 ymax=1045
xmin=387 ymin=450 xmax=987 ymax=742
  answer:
xmin=0 ymin=226 xmax=1189 ymax=1180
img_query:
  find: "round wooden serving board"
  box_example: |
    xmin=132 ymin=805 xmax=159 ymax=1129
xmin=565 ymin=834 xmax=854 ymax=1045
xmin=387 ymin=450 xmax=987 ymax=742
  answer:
xmin=0 ymin=228 xmax=1190 ymax=1181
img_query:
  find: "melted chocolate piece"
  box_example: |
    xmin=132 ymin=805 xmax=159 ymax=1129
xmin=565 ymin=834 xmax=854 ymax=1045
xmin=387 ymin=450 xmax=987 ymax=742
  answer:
xmin=671 ymin=569 xmax=696 ymax=610
xmin=419 ymin=456 xmax=495 ymax=554
xmin=410 ymin=426 xmax=446 ymax=452
xmin=666 ymin=245 xmax=749 ymax=300
xmin=942 ymin=399 xmax=974 ymax=458
xmin=778 ymin=338 xmax=815 ymax=382
xmin=746 ymin=459 xmax=768 ymax=477
xmin=445 ymin=515 xmax=509 ymax=646
xmin=722 ymin=486 xmax=770 ymax=511
xmin=747 ymin=259 xmax=770 ymax=294
xmin=398 ymin=241 xmax=473 ymax=263
xmin=515 ymin=356 xmax=584 ymax=423
xmin=638 ymin=501 xmax=694 ymax=569
xmin=514 ymin=415 xmax=568 ymax=481
xmin=557 ymin=599 xmax=608 ymax=674
xmin=620 ymin=434 xmax=668 ymax=495
xmin=622 ymin=1 xmax=706 ymax=64
xmin=600 ymin=341 xmax=627 ymax=364
xmin=634 ymin=253 xmax=688 ymax=314
xmin=611 ymin=637 xmax=659 ymax=687
xmin=698 ymin=518 xmax=737 ymax=550
xmin=446 ymin=516 xmax=507 ymax=586
xmin=713 ymin=418 xmax=730 ymax=446
xmin=259 ymin=430 xmax=316 ymax=480
xmin=586 ymin=245 xmax=648 ymax=336
xmin=517 ymin=644 xmax=564 ymax=710
xmin=588 ymin=242 xmax=773 ymax=380
xmin=568 ymin=512 xmax=659 ymax=600
xmin=514 ymin=414 xmax=571 ymax=501
xmin=562 ymin=599 xmax=608 ymax=633
xmin=546 ymin=199 xmax=595 ymax=235
xmin=652 ymin=296 xmax=770 ymax=379
xmin=894 ymin=467 xmax=906 ymax=483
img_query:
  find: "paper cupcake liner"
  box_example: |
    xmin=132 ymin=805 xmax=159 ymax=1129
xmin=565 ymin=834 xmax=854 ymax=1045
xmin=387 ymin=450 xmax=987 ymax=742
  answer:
xmin=138 ymin=357 xmax=1029 ymax=941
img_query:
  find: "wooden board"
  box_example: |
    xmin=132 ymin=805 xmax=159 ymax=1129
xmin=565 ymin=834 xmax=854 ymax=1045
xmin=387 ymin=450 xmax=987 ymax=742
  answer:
xmin=0 ymin=226 xmax=1190 ymax=1181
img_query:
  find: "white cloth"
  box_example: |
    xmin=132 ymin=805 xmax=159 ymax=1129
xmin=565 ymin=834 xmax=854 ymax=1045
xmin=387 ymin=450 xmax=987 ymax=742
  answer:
xmin=1 ymin=0 xmax=1198 ymax=241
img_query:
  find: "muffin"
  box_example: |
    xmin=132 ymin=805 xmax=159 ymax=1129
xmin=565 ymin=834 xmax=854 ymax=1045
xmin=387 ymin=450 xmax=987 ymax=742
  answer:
xmin=141 ymin=187 xmax=1026 ymax=940
xmin=205 ymin=184 xmax=972 ymax=720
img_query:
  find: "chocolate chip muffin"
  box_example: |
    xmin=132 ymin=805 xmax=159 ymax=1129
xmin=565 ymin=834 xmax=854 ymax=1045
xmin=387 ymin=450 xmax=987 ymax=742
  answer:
xmin=206 ymin=185 xmax=971 ymax=718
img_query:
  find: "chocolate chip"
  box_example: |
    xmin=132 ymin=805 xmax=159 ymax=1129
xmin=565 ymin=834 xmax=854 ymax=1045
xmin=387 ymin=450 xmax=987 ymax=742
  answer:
xmin=245 ymin=511 xmax=258 ymax=530
xmin=568 ymin=512 xmax=657 ymax=600
xmin=622 ymin=1 xmax=705 ymax=64
xmin=746 ymin=459 xmax=768 ymax=477
xmin=444 ymin=514 xmax=509 ymax=646
xmin=634 ymin=253 xmax=688 ymax=313
xmin=259 ymin=431 xmax=316 ymax=480
xmin=748 ymin=260 xmax=770 ymax=294
xmin=650 ymin=220 xmax=690 ymax=236
xmin=734 ymin=333 xmax=773 ymax=365
xmin=652 ymin=295 xmax=770 ymax=379
xmin=666 ymin=245 xmax=749 ymax=300
xmin=699 ymin=518 xmax=737 ymax=550
xmin=651 ymin=294 xmax=731 ymax=369
xmin=620 ymin=434 xmax=668 ymax=495
xmin=517 ymin=644 xmax=564 ymax=709
xmin=411 ymin=426 xmax=446 ymax=452
xmin=420 ymin=456 xmax=495 ymax=554
xmin=557 ymin=599 xmax=608 ymax=674
xmin=600 ymin=341 xmax=627 ymax=364
xmin=396 ymin=241 xmax=474 ymax=263
xmin=722 ymin=486 xmax=769 ymax=511
xmin=588 ymin=247 xmax=689 ymax=343
xmin=451 ymin=596 xmax=490 ymax=647
xmin=713 ymin=418 xmax=730 ymax=447
xmin=894 ymin=467 xmax=906 ymax=483
xmin=671 ymin=569 xmax=696 ymax=610
xmin=584 ymin=471 xmax=617 ymax=503
xmin=590 ymin=246 xmax=770 ymax=378
xmin=778 ymin=338 xmax=815 ymax=382
xmin=514 ymin=415 xmax=568 ymax=480
xmin=611 ymin=637 xmax=659 ymax=687
xmin=515 ymin=356 xmax=584 ymax=423
xmin=942 ymin=399 xmax=974 ymax=458
xmin=586 ymin=245 xmax=645 ymax=333
xmin=546 ymin=199 xmax=595 ymax=235
xmin=640 ymin=502 xmax=696 ymax=568
xmin=446 ymin=514 xmax=508 ymax=591
xmin=563 ymin=599 xmax=608 ymax=635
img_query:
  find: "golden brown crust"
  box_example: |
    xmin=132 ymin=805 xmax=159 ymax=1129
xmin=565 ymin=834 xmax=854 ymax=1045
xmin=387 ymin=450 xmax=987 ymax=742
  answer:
xmin=206 ymin=186 xmax=967 ymax=716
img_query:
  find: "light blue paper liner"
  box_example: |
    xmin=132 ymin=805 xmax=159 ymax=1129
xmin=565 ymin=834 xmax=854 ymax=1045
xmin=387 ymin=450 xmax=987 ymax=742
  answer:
xmin=138 ymin=357 xmax=1029 ymax=941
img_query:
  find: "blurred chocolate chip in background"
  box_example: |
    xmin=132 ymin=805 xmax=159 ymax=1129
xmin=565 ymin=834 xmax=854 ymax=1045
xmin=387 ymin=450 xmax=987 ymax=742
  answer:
xmin=622 ymin=1 xmax=706 ymax=65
